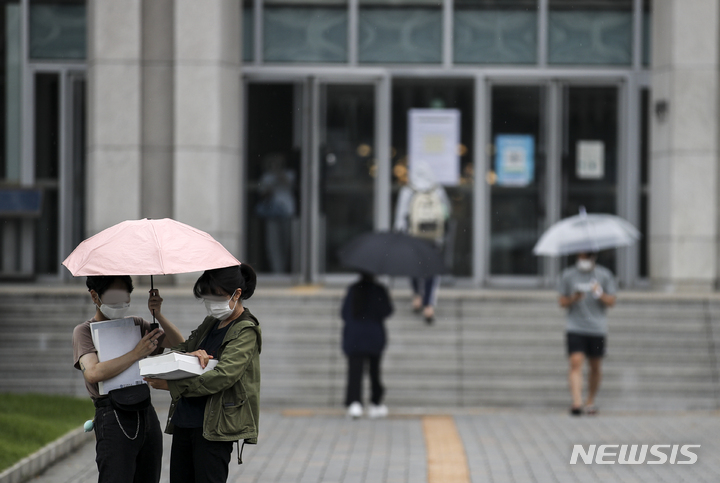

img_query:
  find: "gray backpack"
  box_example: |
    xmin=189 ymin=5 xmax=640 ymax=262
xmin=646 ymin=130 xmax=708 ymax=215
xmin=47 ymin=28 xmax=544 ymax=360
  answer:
xmin=408 ymin=189 xmax=445 ymax=241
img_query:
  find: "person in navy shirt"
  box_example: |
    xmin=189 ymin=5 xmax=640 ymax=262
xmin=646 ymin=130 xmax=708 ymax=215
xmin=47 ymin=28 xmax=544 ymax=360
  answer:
xmin=341 ymin=272 xmax=394 ymax=419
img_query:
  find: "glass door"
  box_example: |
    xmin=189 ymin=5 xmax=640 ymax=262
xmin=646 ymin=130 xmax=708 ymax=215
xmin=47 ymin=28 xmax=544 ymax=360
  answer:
xmin=560 ymin=85 xmax=619 ymax=273
xmin=486 ymin=80 xmax=621 ymax=283
xmin=317 ymin=83 xmax=376 ymax=274
xmin=488 ymin=84 xmax=546 ymax=277
xmin=244 ymin=77 xmax=383 ymax=282
xmin=245 ymin=82 xmax=304 ymax=277
xmin=33 ymin=68 xmax=85 ymax=278
xmin=391 ymin=78 xmax=475 ymax=277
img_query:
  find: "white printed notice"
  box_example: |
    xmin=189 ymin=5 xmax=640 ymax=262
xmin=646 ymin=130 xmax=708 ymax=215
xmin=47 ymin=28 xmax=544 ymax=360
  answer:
xmin=408 ymin=109 xmax=461 ymax=186
xmin=90 ymin=318 xmax=145 ymax=394
xmin=576 ymin=140 xmax=605 ymax=179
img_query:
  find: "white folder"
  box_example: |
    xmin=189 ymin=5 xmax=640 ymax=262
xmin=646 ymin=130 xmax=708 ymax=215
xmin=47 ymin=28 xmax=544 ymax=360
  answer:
xmin=90 ymin=318 xmax=145 ymax=395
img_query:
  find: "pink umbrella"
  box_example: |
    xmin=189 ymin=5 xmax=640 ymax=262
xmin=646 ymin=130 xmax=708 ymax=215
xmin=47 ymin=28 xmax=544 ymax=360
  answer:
xmin=62 ymin=218 xmax=241 ymax=325
xmin=62 ymin=218 xmax=240 ymax=277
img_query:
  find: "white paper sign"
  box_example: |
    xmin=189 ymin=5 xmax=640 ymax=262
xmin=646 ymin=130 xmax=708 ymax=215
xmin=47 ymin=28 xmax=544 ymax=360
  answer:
xmin=576 ymin=140 xmax=605 ymax=179
xmin=408 ymin=109 xmax=461 ymax=186
xmin=90 ymin=318 xmax=145 ymax=394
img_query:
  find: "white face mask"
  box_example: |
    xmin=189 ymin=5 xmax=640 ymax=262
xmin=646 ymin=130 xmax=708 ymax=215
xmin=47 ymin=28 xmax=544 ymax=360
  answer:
xmin=97 ymin=290 xmax=131 ymax=319
xmin=99 ymin=302 xmax=131 ymax=319
xmin=576 ymin=258 xmax=594 ymax=272
xmin=204 ymin=291 xmax=238 ymax=320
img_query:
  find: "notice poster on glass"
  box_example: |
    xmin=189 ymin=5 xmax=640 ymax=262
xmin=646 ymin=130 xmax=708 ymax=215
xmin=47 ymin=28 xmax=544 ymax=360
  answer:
xmin=408 ymin=109 xmax=461 ymax=186
xmin=576 ymin=140 xmax=605 ymax=179
xmin=495 ymin=134 xmax=534 ymax=187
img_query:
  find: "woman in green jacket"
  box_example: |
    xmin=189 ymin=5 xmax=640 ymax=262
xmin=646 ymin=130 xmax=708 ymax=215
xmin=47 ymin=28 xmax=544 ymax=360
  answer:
xmin=145 ymin=264 xmax=261 ymax=483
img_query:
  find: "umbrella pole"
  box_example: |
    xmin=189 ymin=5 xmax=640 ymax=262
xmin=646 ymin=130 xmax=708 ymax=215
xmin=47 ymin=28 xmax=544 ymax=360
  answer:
xmin=150 ymin=275 xmax=158 ymax=330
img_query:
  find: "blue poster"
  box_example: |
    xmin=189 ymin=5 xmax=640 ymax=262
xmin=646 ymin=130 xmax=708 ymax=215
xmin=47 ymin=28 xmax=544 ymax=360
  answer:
xmin=495 ymin=134 xmax=534 ymax=187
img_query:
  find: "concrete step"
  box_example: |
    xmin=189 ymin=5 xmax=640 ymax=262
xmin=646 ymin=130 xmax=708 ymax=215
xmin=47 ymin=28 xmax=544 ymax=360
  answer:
xmin=2 ymin=289 xmax=719 ymax=411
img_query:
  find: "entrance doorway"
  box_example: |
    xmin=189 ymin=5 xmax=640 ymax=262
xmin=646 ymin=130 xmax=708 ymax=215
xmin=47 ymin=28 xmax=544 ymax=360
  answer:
xmin=1 ymin=67 xmax=85 ymax=279
xmin=488 ymin=81 xmax=621 ymax=281
xmin=35 ymin=69 xmax=86 ymax=278
xmin=244 ymin=77 xmax=385 ymax=282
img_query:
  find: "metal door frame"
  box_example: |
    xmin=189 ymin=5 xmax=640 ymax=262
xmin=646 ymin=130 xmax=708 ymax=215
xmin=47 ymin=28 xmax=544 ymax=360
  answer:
xmin=25 ymin=64 xmax=86 ymax=281
xmin=480 ymin=74 xmax=640 ymax=288
xmin=243 ymin=72 xmax=390 ymax=284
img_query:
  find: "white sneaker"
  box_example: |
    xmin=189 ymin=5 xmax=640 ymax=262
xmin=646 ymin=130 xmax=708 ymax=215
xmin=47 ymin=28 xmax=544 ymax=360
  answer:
xmin=347 ymin=402 xmax=363 ymax=419
xmin=368 ymin=404 xmax=388 ymax=419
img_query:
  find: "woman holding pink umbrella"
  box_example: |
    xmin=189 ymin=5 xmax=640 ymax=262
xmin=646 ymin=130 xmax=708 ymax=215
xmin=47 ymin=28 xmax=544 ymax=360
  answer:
xmin=73 ymin=275 xmax=184 ymax=483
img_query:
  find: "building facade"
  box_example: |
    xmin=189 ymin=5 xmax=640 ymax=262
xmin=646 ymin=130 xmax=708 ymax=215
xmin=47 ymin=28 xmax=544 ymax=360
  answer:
xmin=0 ymin=0 xmax=715 ymax=291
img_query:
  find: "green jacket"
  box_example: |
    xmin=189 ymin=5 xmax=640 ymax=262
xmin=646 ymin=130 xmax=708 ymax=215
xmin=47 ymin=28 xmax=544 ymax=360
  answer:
xmin=165 ymin=308 xmax=261 ymax=448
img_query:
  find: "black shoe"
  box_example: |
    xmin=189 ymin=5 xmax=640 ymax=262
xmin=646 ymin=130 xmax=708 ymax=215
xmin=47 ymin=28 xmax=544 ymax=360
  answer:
xmin=424 ymin=314 xmax=434 ymax=325
xmin=570 ymin=407 xmax=583 ymax=416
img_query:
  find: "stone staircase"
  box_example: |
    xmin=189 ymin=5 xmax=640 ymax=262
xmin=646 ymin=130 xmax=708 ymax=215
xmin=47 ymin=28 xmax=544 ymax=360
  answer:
xmin=1 ymin=285 xmax=718 ymax=411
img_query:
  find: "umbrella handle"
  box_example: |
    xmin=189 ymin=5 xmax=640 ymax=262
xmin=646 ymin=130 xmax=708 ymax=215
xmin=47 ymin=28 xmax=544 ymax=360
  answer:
xmin=149 ymin=274 xmax=158 ymax=331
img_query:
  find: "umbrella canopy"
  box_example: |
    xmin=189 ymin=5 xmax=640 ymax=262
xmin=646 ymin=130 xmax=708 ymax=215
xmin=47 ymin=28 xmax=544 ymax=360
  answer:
xmin=62 ymin=218 xmax=240 ymax=276
xmin=338 ymin=231 xmax=445 ymax=278
xmin=532 ymin=208 xmax=640 ymax=256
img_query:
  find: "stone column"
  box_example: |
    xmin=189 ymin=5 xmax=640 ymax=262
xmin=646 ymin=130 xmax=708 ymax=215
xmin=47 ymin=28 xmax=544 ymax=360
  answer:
xmin=141 ymin=0 xmax=175 ymax=219
xmin=649 ymin=0 xmax=720 ymax=291
xmin=173 ymin=0 xmax=242 ymax=258
xmin=86 ymin=0 xmax=142 ymax=234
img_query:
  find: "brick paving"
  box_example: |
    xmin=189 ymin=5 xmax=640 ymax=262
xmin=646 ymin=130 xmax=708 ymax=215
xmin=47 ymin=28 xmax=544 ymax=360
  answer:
xmin=28 ymin=408 xmax=720 ymax=483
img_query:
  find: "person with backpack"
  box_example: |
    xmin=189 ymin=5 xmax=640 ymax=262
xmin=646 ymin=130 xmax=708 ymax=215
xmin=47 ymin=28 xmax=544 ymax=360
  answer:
xmin=393 ymin=161 xmax=451 ymax=324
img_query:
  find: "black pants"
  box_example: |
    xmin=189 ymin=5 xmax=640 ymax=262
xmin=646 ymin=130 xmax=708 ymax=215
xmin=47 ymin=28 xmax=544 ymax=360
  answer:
xmin=94 ymin=405 xmax=163 ymax=483
xmin=170 ymin=427 xmax=234 ymax=483
xmin=345 ymin=354 xmax=384 ymax=406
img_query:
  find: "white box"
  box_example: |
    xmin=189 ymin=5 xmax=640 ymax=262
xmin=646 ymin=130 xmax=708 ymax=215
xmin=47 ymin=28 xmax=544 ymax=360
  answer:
xmin=139 ymin=352 xmax=218 ymax=380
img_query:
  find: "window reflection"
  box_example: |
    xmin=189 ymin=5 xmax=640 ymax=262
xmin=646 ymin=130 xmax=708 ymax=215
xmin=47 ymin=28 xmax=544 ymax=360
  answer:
xmin=30 ymin=0 xmax=86 ymax=60
xmin=548 ymin=0 xmax=633 ymax=65
xmin=454 ymin=0 xmax=537 ymax=65
xmin=359 ymin=0 xmax=441 ymax=63
xmin=264 ymin=0 xmax=347 ymax=63
xmin=243 ymin=0 xmax=253 ymax=62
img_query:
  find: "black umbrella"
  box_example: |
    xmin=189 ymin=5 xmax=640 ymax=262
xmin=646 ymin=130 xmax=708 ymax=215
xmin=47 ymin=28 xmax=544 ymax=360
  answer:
xmin=338 ymin=231 xmax=445 ymax=278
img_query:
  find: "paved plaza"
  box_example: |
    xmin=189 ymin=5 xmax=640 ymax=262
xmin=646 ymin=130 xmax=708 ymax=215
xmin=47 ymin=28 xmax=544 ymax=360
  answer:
xmin=28 ymin=407 xmax=720 ymax=483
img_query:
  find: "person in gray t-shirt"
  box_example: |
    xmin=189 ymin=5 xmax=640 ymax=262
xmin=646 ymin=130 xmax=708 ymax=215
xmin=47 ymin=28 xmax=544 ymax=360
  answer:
xmin=558 ymin=252 xmax=616 ymax=416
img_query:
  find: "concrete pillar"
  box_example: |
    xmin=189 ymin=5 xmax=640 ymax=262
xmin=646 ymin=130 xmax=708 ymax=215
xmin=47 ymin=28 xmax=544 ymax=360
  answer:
xmin=649 ymin=0 xmax=720 ymax=291
xmin=86 ymin=0 xmax=142 ymax=234
xmin=173 ymin=0 xmax=242 ymax=257
xmin=141 ymin=0 xmax=175 ymax=219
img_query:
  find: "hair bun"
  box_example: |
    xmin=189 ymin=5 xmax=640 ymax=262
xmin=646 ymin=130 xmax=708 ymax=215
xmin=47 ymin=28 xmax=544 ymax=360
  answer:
xmin=239 ymin=264 xmax=256 ymax=299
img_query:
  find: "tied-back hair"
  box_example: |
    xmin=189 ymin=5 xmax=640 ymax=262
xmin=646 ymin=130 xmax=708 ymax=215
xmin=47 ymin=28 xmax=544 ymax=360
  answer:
xmin=351 ymin=272 xmax=376 ymax=318
xmin=86 ymin=275 xmax=134 ymax=296
xmin=193 ymin=264 xmax=257 ymax=300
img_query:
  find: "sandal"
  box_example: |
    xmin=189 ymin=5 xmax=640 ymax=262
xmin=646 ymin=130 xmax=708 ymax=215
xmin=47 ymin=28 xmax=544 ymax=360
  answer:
xmin=584 ymin=405 xmax=598 ymax=416
xmin=412 ymin=296 xmax=423 ymax=314
xmin=422 ymin=306 xmax=435 ymax=325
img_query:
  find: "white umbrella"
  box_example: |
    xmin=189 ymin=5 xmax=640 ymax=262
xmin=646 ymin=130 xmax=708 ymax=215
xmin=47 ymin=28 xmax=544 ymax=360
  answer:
xmin=533 ymin=207 xmax=640 ymax=256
